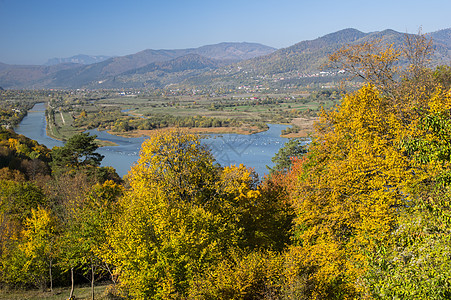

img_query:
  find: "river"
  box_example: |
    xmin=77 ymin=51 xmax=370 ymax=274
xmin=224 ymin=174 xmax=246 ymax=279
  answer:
xmin=14 ymin=103 xmax=291 ymax=179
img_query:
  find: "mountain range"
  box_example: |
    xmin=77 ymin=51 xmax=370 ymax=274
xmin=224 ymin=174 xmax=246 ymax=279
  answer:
xmin=0 ymin=28 xmax=449 ymax=90
xmin=185 ymin=28 xmax=451 ymax=89
xmin=44 ymin=55 xmax=112 ymax=66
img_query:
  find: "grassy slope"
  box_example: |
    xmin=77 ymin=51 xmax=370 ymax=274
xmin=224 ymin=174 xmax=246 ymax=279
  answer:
xmin=0 ymin=284 xmax=111 ymax=300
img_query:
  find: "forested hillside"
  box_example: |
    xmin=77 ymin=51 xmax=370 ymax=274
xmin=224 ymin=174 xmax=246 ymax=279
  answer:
xmin=185 ymin=28 xmax=451 ymax=89
xmin=0 ymin=33 xmax=451 ymax=300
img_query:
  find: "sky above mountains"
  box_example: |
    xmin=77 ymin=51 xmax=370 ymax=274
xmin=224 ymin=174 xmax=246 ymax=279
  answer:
xmin=1 ymin=0 xmax=450 ymax=65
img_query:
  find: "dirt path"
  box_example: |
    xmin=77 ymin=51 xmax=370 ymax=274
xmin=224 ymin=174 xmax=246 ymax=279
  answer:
xmin=60 ymin=110 xmax=66 ymax=125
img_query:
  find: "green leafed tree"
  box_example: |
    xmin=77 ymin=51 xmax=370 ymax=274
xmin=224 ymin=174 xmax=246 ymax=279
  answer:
xmin=50 ymin=133 xmax=104 ymax=175
xmin=268 ymin=137 xmax=308 ymax=174
xmin=59 ymin=180 xmax=122 ymax=300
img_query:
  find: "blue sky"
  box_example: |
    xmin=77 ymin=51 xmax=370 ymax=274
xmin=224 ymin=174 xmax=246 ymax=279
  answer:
xmin=0 ymin=0 xmax=450 ymax=65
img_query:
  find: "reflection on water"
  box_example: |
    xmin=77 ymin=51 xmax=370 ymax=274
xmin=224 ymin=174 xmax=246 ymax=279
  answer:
xmin=15 ymin=103 xmax=291 ymax=178
xmin=85 ymin=129 xmax=146 ymax=177
xmin=203 ymin=124 xmax=289 ymax=177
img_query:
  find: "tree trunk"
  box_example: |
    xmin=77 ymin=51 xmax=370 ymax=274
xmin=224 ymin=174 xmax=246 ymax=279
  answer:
xmin=49 ymin=260 xmax=53 ymax=293
xmin=91 ymin=263 xmax=95 ymax=300
xmin=69 ymin=267 xmax=75 ymax=299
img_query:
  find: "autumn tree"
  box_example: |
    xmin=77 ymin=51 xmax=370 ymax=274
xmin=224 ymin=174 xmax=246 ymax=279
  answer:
xmin=285 ymin=30 xmax=451 ymax=298
xmin=0 ymin=128 xmax=51 ymax=181
xmin=189 ymin=249 xmax=285 ymax=299
xmin=286 ymin=85 xmax=412 ymax=297
xmin=402 ymin=28 xmax=434 ymax=82
xmin=0 ymin=180 xmax=48 ymax=287
xmin=325 ymin=29 xmax=437 ymax=101
xmin=107 ymin=129 xmax=226 ymax=298
xmin=107 ymin=129 xmax=294 ymax=298
xmin=20 ymin=207 xmax=58 ymax=291
xmin=364 ymin=87 xmax=451 ymax=299
xmin=433 ymin=65 xmax=451 ymax=88
xmin=217 ymin=164 xmax=294 ymax=251
xmin=326 ymin=38 xmax=401 ymax=95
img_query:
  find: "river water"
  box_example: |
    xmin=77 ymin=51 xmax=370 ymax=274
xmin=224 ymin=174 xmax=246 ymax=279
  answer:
xmin=14 ymin=103 xmax=291 ymax=179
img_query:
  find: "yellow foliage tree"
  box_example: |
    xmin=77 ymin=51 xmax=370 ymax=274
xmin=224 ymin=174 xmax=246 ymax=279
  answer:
xmin=108 ymin=130 xmax=229 ymax=298
xmin=21 ymin=207 xmax=58 ymax=291
xmin=107 ymin=129 xmax=292 ymax=298
xmin=288 ymin=84 xmax=451 ymax=298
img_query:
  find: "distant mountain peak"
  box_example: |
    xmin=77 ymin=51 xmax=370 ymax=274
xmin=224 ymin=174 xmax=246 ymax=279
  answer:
xmin=323 ymin=28 xmax=364 ymax=36
xmin=318 ymin=28 xmax=367 ymax=43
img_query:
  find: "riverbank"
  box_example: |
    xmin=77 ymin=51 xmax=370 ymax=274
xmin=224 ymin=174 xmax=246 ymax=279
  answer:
xmin=46 ymin=125 xmax=118 ymax=147
xmin=44 ymin=111 xmax=118 ymax=147
xmin=98 ymin=118 xmax=319 ymax=139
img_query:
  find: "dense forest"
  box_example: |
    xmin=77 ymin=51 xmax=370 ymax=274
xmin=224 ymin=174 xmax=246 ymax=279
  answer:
xmin=1 ymin=34 xmax=451 ymax=300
